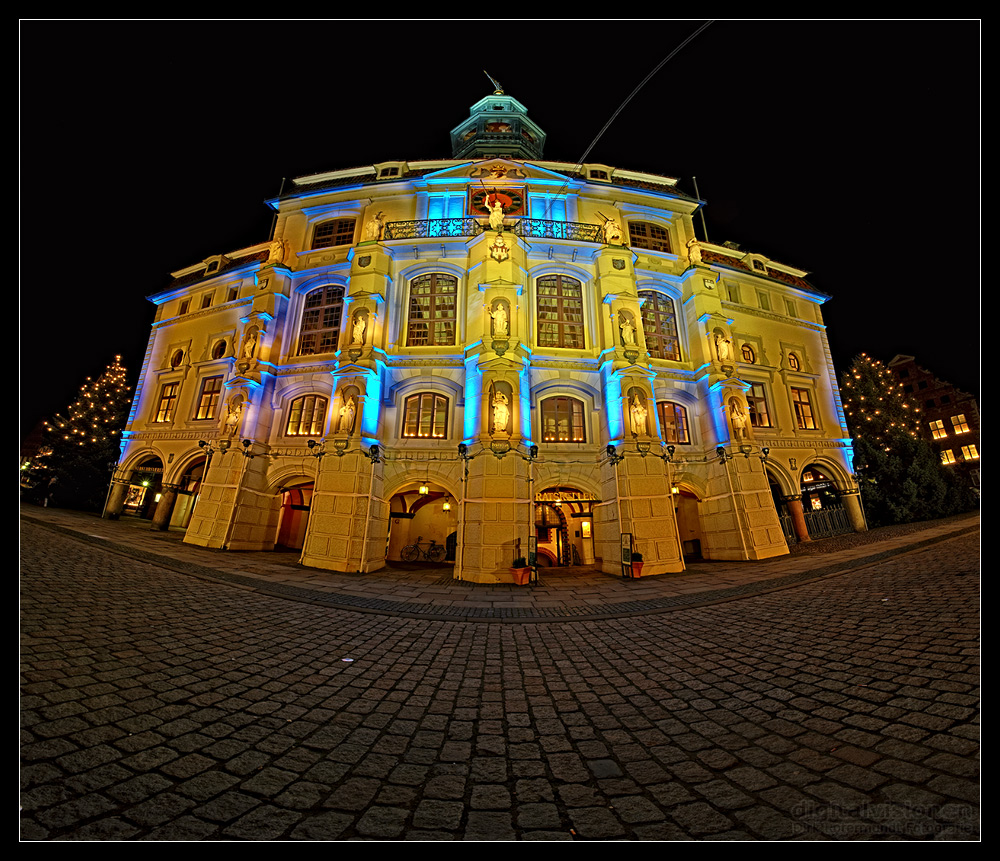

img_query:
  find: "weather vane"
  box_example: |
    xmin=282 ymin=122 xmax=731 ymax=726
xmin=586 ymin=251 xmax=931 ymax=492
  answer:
xmin=483 ymin=70 xmax=503 ymax=95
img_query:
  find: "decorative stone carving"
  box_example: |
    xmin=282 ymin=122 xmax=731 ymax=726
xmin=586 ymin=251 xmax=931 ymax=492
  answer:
xmin=267 ymin=238 xmax=286 ymax=265
xmin=492 ymin=390 xmax=510 ymax=435
xmin=337 ymin=396 xmax=356 ymax=434
xmin=489 ymin=233 xmax=510 ymax=261
xmin=602 ymin=217 xmax=623 ymax=245
xmin=729 ymin=397 xmax=750 ymax=440
xmin=686 ymin=238 xmax=702 ymax=265
xmin=364 ymin=211 xmax=385 ymax=241
xmin=629 ymin=393 xmax=647 ymax=436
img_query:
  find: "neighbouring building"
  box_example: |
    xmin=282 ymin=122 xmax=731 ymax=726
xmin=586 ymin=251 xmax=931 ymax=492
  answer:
xmin=888 ymin=354 xmax=980 ymax=490
xmin=106 ymin=87 xmax=864 ymax=581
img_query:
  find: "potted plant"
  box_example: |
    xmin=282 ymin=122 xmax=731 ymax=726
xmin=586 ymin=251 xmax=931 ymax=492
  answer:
xmin=510 ymin=556 xmax=531 ymax=585
xmin=631 ymin=551 xmax=644 ymax=577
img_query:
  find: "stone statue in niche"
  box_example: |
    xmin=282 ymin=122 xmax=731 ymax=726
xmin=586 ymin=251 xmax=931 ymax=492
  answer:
xmin=489 ymin=302 xmax=508 ymax=338
xmin=241 ymin=328 xmax=259 ymax=360
xmin=352 ymin=315 xmax=366 ymax=345
xmin=715 ymin=333 xmax=731 ymax=362
xmin=492 ymin=390 xmax=510 ymax=435
xmin=686 ymin=238 xmax=702 ymax=265
xmin=629 ymin=393 xmax=647 ymax=436
xmin=730 ymin=398 xmax=750 ymax=440
xmin=619 ymin=314 xmax=636 ymax=346
xmin=224 ymin=395 xmax=244 ymax=437
xmin=364 ymin=211 xmax=385 ymax=241
xmin=337 ymin=397 xmax=356 ymax=434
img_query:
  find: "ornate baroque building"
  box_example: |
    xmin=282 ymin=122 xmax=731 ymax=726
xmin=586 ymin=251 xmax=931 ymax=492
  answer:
xmin=107 ymin=88 xmax=864 ymax=581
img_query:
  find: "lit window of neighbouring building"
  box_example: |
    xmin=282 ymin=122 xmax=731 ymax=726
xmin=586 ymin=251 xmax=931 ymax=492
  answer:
xmin=929 ymin=419 xmax=948 ymax=440
xmin=951 ymin=414 xmax=970 ymax=434
xmin=960 ymin=444 xmax=979 ymax=461
xmin=941 ymin=450 xmax=956 ymax=465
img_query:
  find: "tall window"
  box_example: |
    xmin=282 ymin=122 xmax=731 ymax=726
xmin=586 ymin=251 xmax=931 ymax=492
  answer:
xmin=297 ymin=285 xmax=345 ymax=356
xmin=195 ymin=376 xmax=223 ymax=420
xmin=286 ymin=395 xmax=328 ymax=437
xmin=155 ymin=383 xmax=179 ymax=423
xmin=929 ymin=419 xmax=947 ymax=440
xmin=951 ymin=414 xmax=971 ymax=434
xmin=941 ymin=450 xmax=956 ymax=465
xmin=657 ymin=402 xmax=690 ymax=444
xmin=639 ymin=291 xmax=680 ymax=361
xmin=407 ymin=274 xmax=457 ymax=346
xmin=746 ymin=383 xmax=772 ymax=428
xmin=540 ymin=397 xmax=586 ymax=443
xmin=402 ymin=393 xmax=449 ymax=439
xmin=960 ymin=444 xmax=979 ymax=461
xmin=791 ymin=388 xmax=816 ymax=430
xmin=311 ymin=218 xmax=356 ymax=250
xmin=627 ymin=221 xmax=671 ymax=253
xmin=536 ymin=275 xmax=584 ymax=349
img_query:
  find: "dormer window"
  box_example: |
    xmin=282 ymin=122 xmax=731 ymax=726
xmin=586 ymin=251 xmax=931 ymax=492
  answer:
xmin=589 ymin=169 xmax=609 ymax=180
xmin=378 ymin=166 xmax=400 ymax=179
xmin=752 ymin=259 xmax=766 ymax=272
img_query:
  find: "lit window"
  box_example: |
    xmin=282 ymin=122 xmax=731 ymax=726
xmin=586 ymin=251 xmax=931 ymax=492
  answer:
xmin=537 ymin=275 xmax=584 ymax=349
xmin=407 ymin=274 xmax=457 ymax=346
xmin=791 ymin=388 xmax=816 ymax=430
xmin=639 ymin=291 xmax=680 ymax=361
xmin=746 ymin=383 xmax=772 ymax=428
xmin=195 ymin=376 xmax=223 ymax=420
xmin=627 ymin=221 xmax=671 ymax=253
xmin=402 ymin=393 xmax=449 ymax=439
xmin=297 ymin=285 xmax=345 ymax=356
xmin=541 ymin=397 xmax=586 ymax=443
xmin=960 ymin=444 xmax=979 ymax=461
xmin=951 ymin=414 xmax=970 ymax=434
xmin=311 ymin=218 xmax=356 ymax=250
xmin=155 ymin=383 xmax=179 ymax=423
xmin=941 ymin=450 xmax=956 ymax=465
xmin=929 ymin=419 xmax=947 ymax=440
xmin=788 ymin=352 xmax=800 ymax=371
xmin=657 ymin=402 xmax=690 ymax=444
xmin=741 ymin=344 xmax=756 ymax=363
xmin=286 ymin=395 xmax=328 ymax=437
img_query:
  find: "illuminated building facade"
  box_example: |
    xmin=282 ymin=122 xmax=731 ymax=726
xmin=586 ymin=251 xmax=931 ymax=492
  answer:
xmin=107 ymin=88 xmax=863 ymax=581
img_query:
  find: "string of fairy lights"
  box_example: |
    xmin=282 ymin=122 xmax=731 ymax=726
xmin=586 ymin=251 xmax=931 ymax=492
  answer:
xmin=41 ymin=355 xmax=131 ymax=447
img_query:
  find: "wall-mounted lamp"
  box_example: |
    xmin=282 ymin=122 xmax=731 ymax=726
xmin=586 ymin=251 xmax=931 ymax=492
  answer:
xmin=240 ymin=439 xmax=255 ymax=459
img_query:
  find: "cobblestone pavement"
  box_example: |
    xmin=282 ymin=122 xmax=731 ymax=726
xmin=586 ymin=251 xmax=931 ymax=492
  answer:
xmin=20 ymin=515 xmax=980 ymax=840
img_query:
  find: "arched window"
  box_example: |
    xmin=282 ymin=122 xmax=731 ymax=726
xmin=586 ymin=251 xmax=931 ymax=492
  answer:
xmin=311 ymin=218 xmax=356 ymax=250
xmin=627 ymin=221 xmax=671 ymax=253
xmin=639 ymin=291 xmax=680 ymax=360
xmin=407 ymin=274 xmax=458 ymax=346
xmin=402 ymin=392 xmax=449 ymax=439
xmin=536 ymin=275 xmax=584 ymax=349
xmin=657 ymin=402 xmax=690 ymax=444
xmin=540 ymin=396 xmax=586 ymax=443
xmin=297 ymin=285 xmax=345 ymax=356
xmin=286 ymin=395 xmax=328 ymax=437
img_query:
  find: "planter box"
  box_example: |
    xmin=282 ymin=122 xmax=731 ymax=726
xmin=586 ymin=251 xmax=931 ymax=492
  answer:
xmin=510 ymin=567 xmax=532 ymax=585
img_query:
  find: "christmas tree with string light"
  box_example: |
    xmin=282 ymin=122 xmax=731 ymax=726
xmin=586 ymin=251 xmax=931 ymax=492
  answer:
xmin=25 ymin=355 xmax=132 ymax=510
xmin=842 ymin=353 xmax=974 ymax=526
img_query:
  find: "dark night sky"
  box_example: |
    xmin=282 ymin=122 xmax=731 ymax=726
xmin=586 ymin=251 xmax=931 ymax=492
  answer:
xmin=20 ymin=20 xmax=981 ymax=441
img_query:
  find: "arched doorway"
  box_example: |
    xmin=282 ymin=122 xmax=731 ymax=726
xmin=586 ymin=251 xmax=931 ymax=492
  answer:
xmin=122 ymin=456 xmax=163 ymax=519
xmin=275 ymin=482 xmax=314 ymax=550
xmin=673 ymin=486 xmax=705 ymax=560
xmin=799 ymin=463 xmax=853 ymax=539
xmin=386 ymin=483 xmax=458 ymax=563
xmin=169 ymin=456 xmax=207 ymax=530
xmin=534 ymin=485 xmax=597 ymax=567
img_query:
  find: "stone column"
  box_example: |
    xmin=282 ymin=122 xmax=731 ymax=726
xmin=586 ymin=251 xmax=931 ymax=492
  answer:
xmin=783 ymin=494 xmax=811 ymax=544
xmin=840 ymin=489 xmax=867 ymax=533
xmin=150 ymin=484 xmax=180 ymax=531
xmin=104 ymin=479 xmax=130 ymax=520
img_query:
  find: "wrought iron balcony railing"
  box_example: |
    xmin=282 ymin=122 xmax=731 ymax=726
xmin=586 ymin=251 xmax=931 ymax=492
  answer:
xmin=381 ymin=217 xmax=604 ymax=243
